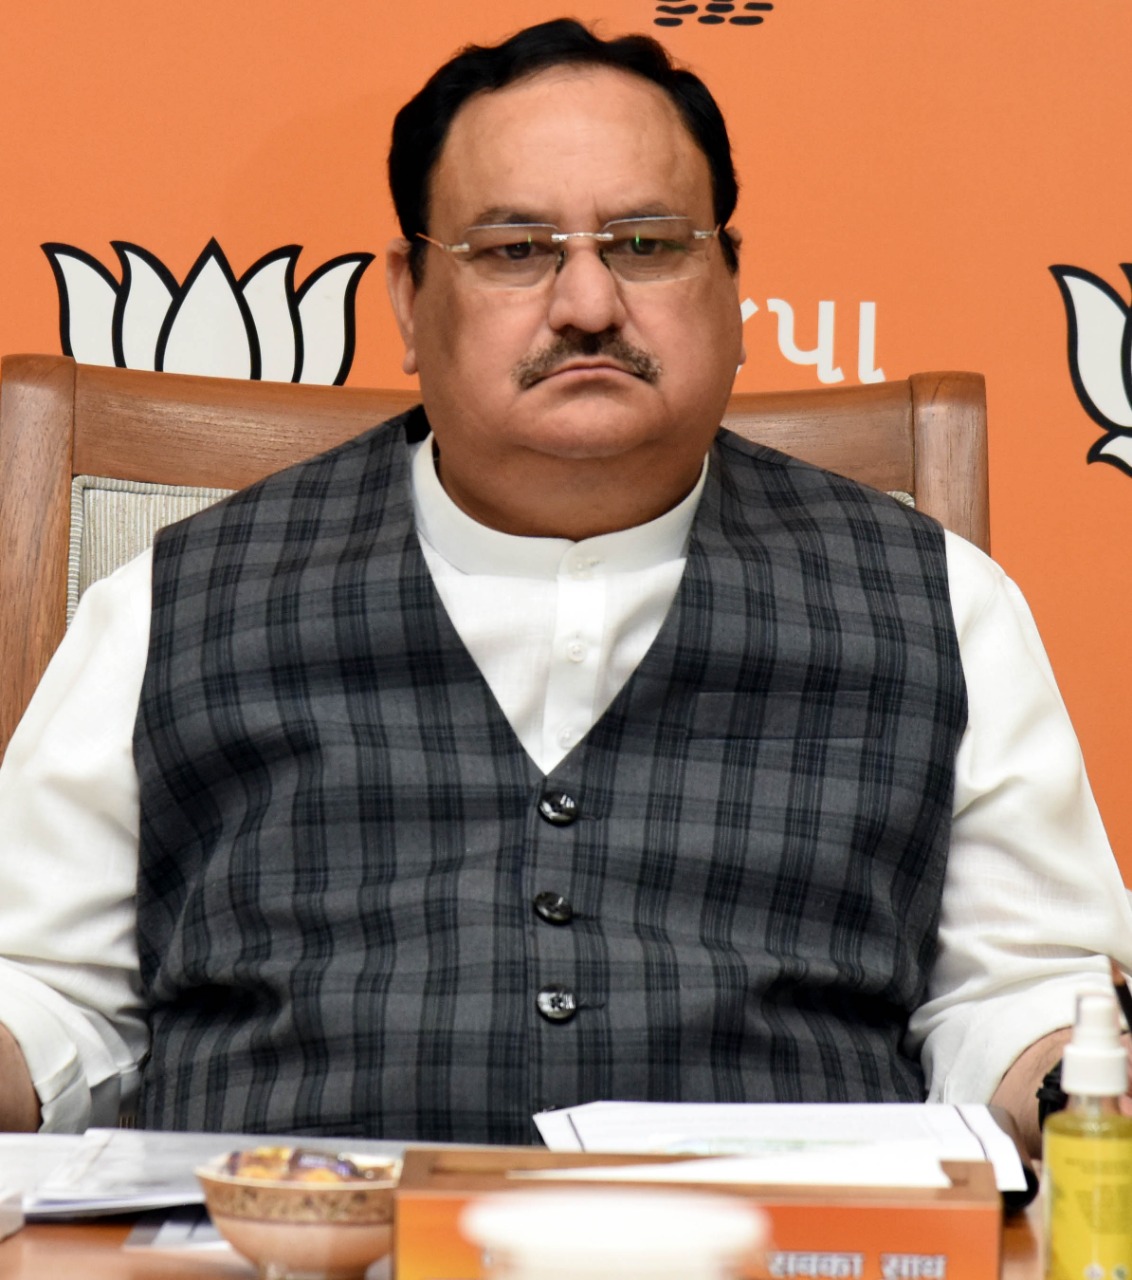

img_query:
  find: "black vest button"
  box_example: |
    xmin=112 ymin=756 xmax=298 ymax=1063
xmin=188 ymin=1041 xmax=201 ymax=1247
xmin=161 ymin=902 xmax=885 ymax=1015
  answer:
xmin=533 ymin=892 xmax=574 ymax=925
xmin=536 ymin=984 xmax=578 ymax=1023
xmin=538 ymin=791 xmax=579 ymax=826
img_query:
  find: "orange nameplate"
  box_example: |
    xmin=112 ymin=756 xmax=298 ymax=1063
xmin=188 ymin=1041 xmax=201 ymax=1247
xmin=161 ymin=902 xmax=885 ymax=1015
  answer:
xmin=394 ymin=1147 xmax=1002 ymax=1280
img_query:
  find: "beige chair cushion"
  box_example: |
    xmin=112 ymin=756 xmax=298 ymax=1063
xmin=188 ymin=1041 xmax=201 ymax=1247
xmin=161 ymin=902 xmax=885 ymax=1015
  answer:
xmin=68 ymin=475 xmax=233 ymax=624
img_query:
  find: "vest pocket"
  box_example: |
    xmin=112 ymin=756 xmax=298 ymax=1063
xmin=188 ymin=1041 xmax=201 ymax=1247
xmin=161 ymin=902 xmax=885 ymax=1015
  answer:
xmin=689 ymin=689 xmax=878 ymax=740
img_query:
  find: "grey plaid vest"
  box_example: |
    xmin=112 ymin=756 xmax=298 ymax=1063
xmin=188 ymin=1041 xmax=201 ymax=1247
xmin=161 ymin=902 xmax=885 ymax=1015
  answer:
xmin=134 ymin=411 xmax=967 ymax=1141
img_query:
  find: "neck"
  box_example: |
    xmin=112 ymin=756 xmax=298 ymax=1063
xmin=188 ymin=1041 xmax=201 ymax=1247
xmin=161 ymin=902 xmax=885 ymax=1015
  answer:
xmin=433 ymin=446 xmax=709 ymax=540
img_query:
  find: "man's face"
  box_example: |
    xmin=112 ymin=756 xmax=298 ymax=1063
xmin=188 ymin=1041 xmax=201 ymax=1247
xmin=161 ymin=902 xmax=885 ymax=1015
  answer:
xmin=387 ymin=64 xmax=744 ymax=526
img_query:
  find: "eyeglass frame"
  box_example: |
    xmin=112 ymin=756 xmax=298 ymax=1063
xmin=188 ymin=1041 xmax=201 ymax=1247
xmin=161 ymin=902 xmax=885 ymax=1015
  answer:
xmin=415 ymin=215 xmax=723 ymax=286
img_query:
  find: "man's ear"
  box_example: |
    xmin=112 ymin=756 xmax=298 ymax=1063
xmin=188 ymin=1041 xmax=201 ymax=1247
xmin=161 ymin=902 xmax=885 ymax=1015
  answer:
xmin=385 ymin=237 xmax=419 ymax=377
xmin=727 ymin=226 xmax=747 ymax=367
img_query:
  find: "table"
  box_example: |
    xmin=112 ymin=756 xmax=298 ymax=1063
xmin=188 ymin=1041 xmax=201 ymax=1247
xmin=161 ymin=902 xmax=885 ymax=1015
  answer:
xmin=1 ymin=1218 xmax=250 ymax=1278
xmin=0 ymin=1203 xmax=1043 ymax=1280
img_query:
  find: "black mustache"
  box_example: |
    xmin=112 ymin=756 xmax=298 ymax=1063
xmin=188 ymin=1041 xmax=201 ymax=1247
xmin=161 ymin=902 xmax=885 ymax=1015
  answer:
xmin=513 ymin=330 xmax=662 ymax=390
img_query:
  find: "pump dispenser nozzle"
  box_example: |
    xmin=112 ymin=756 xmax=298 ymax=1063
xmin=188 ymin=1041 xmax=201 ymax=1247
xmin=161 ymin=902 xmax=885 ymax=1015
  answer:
xmin=1061 ymin=992 xmax=1127 ymax=1098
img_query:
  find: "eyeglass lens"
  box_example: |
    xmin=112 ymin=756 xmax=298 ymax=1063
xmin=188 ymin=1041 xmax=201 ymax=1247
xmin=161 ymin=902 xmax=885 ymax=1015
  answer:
xmin=458 ymin=218 xmax=714 ymax=286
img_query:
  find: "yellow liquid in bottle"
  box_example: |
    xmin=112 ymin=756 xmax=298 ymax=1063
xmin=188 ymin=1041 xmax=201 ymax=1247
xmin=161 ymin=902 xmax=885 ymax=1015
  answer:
xmin=1044 ymin=1103 xmax=1132 ymax=1280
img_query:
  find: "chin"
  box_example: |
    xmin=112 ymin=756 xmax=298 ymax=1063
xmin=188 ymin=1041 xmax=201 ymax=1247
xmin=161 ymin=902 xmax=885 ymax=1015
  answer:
xmin=524 ymin=413 xmax=666 ymax=462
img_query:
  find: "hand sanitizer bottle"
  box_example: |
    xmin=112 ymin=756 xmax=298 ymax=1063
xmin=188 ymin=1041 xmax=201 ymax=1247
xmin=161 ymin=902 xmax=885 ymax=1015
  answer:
xmin=1043 ymin=992 xmax=1132 ymax=1280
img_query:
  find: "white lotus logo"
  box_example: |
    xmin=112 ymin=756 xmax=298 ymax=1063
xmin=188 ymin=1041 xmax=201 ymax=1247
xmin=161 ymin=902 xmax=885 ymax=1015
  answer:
xmin=1052 ymin=262 xmax=1132 ymax=476
xmin=42 ymin=239 xmax=374 ymax=384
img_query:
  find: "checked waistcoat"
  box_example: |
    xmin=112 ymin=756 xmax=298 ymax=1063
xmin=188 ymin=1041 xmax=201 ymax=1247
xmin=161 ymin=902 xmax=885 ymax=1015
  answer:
xmin=134 ymin=411 xmax=967 ymax=1141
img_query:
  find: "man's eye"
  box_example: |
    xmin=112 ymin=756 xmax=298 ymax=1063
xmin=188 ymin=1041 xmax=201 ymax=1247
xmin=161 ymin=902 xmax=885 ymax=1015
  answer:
xmin=612 ymin=235 xmax=683 ymax=257
xmin=479 ymin=239 xmax=552 ymax=262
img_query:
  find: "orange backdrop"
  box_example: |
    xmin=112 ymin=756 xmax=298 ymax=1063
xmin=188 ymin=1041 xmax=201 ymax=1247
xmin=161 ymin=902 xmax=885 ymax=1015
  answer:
xmin=3 ymin=1 xmax=1131 ymax=874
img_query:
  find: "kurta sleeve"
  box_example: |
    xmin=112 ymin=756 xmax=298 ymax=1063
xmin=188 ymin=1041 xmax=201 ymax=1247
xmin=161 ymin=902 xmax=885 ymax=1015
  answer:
xmin=909 ymin=531 xmax=1132 ymax=1101
xmin=0 ymin=550 xmax=152 ymax=1130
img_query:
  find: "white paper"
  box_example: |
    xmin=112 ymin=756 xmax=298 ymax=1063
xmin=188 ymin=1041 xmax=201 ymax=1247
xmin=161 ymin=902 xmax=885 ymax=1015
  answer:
xmin=0 ymin=1134 xmax=85 ymax=1193
xmin=16 ymin=1128 xmax=406 ymax=1218
xmin=957 ymin=1104 xmax=1030 ymax=1190
xmin=532 ymin=1102 xmax=1027 ymax=1192
xmin=26 ymin=1129 xmax=224 ymax=1215
xmin=510 ymin=1140 xmax=952 ymax=1188
xmin=0 ymin=1190 xmax=23 ymax=1242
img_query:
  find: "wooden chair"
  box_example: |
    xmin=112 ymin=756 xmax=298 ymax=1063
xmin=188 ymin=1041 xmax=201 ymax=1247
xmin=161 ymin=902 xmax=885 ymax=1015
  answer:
xmin=0 ymin=354 xmax=988 ymax=757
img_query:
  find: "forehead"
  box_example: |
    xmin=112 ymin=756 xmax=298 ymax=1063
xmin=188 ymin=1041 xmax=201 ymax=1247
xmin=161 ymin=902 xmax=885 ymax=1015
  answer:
xmin=428 ymin=65 xmax=714 ymax=228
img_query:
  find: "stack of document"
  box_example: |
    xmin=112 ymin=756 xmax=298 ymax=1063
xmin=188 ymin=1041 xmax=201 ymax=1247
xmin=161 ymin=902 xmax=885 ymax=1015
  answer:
xmin=4 ymin=1130 xmax=217 ymax=1217
xmin=1 ymin=1104 xmax=1031 ymax=1221
xmin=533 ymin=1102 xmax=1030 ymax=1194
xmin=3 ymin=1128 xmax=403 ymax=1219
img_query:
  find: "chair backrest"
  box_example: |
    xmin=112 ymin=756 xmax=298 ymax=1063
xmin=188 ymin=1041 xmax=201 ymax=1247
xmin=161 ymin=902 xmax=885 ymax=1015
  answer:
xmin=0 ymin=353 xmax=987 ymax=757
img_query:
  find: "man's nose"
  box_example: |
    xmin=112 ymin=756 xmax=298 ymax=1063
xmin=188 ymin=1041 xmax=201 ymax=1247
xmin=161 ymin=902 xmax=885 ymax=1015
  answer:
xmin=544 ymin=242 xmax=628 ymax=334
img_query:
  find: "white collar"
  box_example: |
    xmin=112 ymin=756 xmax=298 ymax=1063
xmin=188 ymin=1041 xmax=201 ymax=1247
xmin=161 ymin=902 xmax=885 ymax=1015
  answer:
xmin=410 ymin=434 xmax=706 ymax=579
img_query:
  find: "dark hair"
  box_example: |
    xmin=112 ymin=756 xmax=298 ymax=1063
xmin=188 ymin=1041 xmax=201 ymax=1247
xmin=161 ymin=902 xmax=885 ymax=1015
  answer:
xmin=388 ymin=17 xmax=740 ymax=281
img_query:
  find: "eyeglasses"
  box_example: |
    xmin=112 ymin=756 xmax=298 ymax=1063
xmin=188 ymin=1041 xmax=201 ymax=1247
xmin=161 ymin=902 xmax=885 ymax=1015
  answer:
xmin=417 ymin=216 xmax=720 ymax=287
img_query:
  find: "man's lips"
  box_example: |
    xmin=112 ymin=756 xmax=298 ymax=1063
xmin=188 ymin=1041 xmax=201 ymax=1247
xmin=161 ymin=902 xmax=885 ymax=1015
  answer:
xmin=530 ymin=358 xmax=636 ymax=382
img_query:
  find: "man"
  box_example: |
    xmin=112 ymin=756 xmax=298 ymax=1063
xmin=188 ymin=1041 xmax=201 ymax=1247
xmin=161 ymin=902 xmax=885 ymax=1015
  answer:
xmin=0 ymin=19 xmax=1129 ymax=1153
